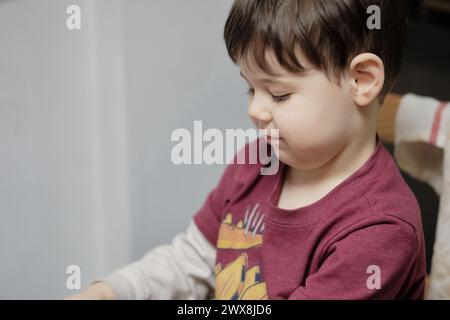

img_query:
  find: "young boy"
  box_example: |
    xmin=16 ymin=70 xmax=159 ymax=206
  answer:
xmin=69 ymin=0 xmax=426 ymax=300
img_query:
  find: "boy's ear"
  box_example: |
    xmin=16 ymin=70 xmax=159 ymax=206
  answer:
xmin=349 ymin=53 xmax=385 ymax=106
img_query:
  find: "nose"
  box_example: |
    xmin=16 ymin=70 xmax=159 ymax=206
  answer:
xmin=248 ymin=95 xmax=272 ymax=125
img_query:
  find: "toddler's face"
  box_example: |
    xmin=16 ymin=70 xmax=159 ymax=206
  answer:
xmin=238 ymin=49 xmax=360 ymax=171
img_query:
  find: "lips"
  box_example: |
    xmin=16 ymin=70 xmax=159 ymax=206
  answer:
xmin=264 ymin=135 xmax=282 ymax=143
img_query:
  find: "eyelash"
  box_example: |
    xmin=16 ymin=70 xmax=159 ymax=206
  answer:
xmin=246 ymin=88 xmax=291 ymax=104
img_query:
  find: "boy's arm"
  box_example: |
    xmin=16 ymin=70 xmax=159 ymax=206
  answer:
xmin=103 ymin=220 xmax=216 ymax=300
xmin=70 ymin=220 xmax=216 ymax=300
xmin=67 ymin=145 xmax=241 ymax=300
xmin=288 ymin=217 xmax=425 ymax=300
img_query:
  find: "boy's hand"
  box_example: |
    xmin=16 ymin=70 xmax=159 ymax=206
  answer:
xmin=65 ymin=282 xmax=117 ymax=300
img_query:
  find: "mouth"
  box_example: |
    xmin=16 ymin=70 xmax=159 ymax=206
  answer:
xmin=264 ymin=135 xmax=283 ymax=144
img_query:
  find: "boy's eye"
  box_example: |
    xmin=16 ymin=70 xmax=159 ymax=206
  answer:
xmin=246 ymin=88 xmax=291 ymax=104
xmin=271 ymin=94 xmax=291 ymax=104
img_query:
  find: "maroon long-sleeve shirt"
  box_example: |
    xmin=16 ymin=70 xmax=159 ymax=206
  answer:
xmin=194 ymin=135 xmax=426 ymax=300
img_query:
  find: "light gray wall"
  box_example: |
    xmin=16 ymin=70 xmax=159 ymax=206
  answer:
xmin=0 ymin=0 xmax=131 ymax=299
xmin=0 ymin=0 xmax=250 ymax=299
xmin=121 ymin=0 xmax=249 ymax=261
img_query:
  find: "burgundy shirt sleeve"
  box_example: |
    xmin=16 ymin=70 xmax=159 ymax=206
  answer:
xmin=288 ymin=218 xmax=424 ymax=300
xmin=193 ymin=162 xmax=237 ymax=247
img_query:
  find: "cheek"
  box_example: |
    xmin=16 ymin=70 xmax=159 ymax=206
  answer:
xmin=298 ymin=85 xmax=351 ymax=130
xmin=278 ymin=102 xmax=348 ymax=151
xmin=274 ymin=101 xmax=319 ymax=137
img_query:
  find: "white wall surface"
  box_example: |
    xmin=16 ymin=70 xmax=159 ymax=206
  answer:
xmin=0 ymin=0 xmax=250 ymax=299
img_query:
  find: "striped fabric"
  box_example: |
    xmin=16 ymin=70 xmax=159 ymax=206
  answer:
xmin=394 ymin=93 xmax=450 ymax=299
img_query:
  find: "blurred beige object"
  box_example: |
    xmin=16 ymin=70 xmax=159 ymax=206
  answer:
xmin=378 ymin=93 xmax=402 ymax=144
xmin=423 ymin=0 xmax=450 ymax=14
xmin=391 ymin=93 xmax=450 ymax=299
xmin=427 ymin=109 xmax=450 ymax=299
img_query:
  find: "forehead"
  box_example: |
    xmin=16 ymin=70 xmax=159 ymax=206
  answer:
xmin=238 ymin=50 xmax=282 ymax=77
xmin=237 ymin=46 xmax=312 ymax=78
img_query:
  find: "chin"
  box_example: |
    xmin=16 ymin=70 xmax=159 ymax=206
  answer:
xmin=278 ymin=151 xmax=327 ymax=171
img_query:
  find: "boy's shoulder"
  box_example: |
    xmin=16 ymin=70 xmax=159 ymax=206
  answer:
xmin=319 ymin=139 xmax=424 ymax=242
xmin=360 ymin=141 xmax=423 ymax=231
xmin=313 ymin=142 xmax=426 ymax=278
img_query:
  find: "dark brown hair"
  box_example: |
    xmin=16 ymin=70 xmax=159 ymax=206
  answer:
xmin=224 ymin=0 xmax=408 ymax=102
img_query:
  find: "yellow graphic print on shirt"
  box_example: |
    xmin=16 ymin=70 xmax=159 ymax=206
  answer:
xmin=215 ymin=204 xmax=268 ymax=300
